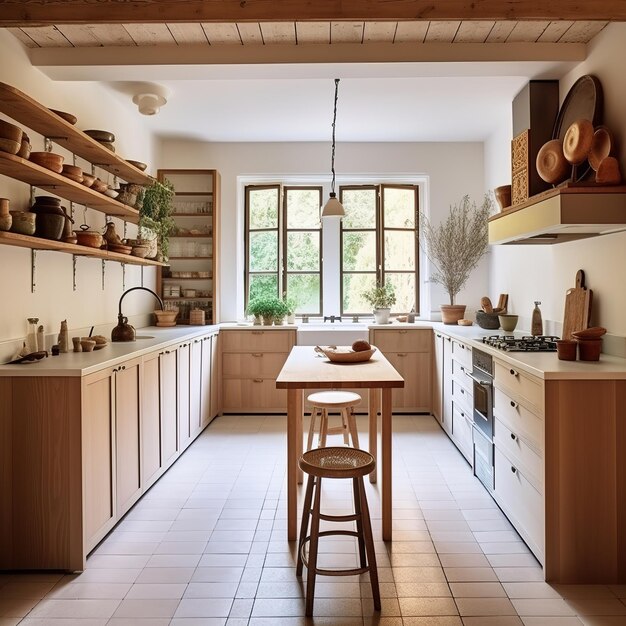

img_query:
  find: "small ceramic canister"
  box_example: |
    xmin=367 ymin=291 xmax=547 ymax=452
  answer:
xmin=72 ymin=337 xmax=82 ymax=352
xmin=0 ymin=198 xmax=11 ymax=232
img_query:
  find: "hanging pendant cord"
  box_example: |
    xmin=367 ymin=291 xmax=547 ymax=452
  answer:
xmin=330 ymin=78 xmax=340 ymax=195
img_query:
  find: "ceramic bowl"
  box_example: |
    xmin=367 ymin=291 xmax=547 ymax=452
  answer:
xmin=498 ymin=314 xmax=519 ymax=332
xmin=9 ymin=211 xmax=36 ymax=235
xmin=16 ymin=133 xmax=31 ymax=159
xmin=131 ymin=244 xmax=149 ymax=258
xmin=80 ymin=338 xmax=96 ymax=352
xmin=0 ymin=119 xmax=22 ymax=154
xmin=81 ymin=173 xmax=96 ymax=188
xmin=49 ymin=109 xmax=77 ymax=125
xmin=154 ymin=310 xmax=178 ymax=325
xmin=476 ymin=310 xmax=501 ymax=330
xmin=126 ymin=159 xmax=147 ymax=171
xmin=29 ymin=151 xmax=64 ymax=173
xmin=563 ymin=118 xmax=594 ymax=165
xmin=536 ymin=139 xmax=570 ymax=184
xmin=91 ymin=178 xmax=108 ymax=193
xmin=84 ymin=129 xmax=115 ymax=143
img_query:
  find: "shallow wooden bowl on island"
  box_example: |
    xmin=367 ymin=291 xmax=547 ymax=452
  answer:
xmin=314 ymin=345 xmax=377 ymax=363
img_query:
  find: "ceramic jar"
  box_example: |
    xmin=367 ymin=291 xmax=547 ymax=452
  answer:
xmin=0 ymin=198 xmax=11 ymax=232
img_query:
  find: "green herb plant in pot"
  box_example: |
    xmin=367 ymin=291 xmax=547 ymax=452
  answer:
xmin=246 ymin=298 xmax=265 ymax=325
xmin=139 ymin=179 xmax=175 ymax=262
xmin=419 ymin=195 xmax=493 ymax=324
xmin=251 ymin=295 xmax=281 ymax=326
xmin=273 ymin=299 xmax=289 ymax=326
xmin=362 ymin=282 xmax=397 ymax=324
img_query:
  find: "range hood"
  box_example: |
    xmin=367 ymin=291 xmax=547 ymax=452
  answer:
xmin=488 ymin=186 xmax=626 ymax=245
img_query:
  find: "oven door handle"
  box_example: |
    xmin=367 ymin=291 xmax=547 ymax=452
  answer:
xmin=467 ymin=372 xmax=491 ymax=387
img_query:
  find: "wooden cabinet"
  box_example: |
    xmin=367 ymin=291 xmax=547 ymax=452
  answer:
xmin=157 ymin=169 xmax=221 ymax=324
xmin=432 ymin=331 xmax=444 ymax=422
xmin=160 ymin=348 xmax=179 ymax=466
xmin=141 ymin=351 xmax=162 ymax=489
xmin=221 ymin=329 xmax=296 ymax=413
xmin=370 ymin=328 xmax=432 ymax=412
xmin=189 ymin=338 xmax=203 ymax=438
xmin=200 ymin=333 xmax=219 ymax=428
xmin=441 ymin=334 xmax=453 ymax=436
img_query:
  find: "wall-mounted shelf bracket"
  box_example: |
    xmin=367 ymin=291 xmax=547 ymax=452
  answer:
xmin=72 ymin=254 xmax=77 ymax=291
xmin=101 ymin=259 xmax=106 ymax=290
xmin=141 ymin=265 xmax=144 ymax=287
xmin=31 ymin=249 xmax=37 ymax=292
xmin=122 ymin=262 xmax=126 ymax=290
xmin=44 ymin=137 xmax=53 ymax=153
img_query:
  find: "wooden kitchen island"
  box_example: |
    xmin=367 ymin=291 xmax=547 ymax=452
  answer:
xmin=276 ymin=346 xmax=404 ymax=542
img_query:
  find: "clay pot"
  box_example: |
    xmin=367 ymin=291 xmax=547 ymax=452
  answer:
xmin=9 ymin=211 xmax=36 ymax=236
xmin=577 ymin=338 xmax=602 ymax=361
xmin=556 ymin=339 xmax=577 ymax=361
xmin=440 ymin=304 xmax=467 ymax=325
xmin=0 ymin=198 xmax=11 ymax=232
xmin=494 ymin=185 xmax=512 ymax=211
xmin=74 ymin=225 xmax=103 ymax=248
xmin=35 ymin=213 xmax=65 ymax=240
xmin=498 ymin=314 xmax=519 ymax=332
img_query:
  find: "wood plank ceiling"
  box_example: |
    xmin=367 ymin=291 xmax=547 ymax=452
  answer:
xmin=8 ymin=20 xmax=608 ymax=48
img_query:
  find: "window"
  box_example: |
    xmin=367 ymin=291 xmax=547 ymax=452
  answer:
xmin=245 ymin=185 xmax=322 ymax=314
xmin=341 ymin=184 xmax=419 ymax=315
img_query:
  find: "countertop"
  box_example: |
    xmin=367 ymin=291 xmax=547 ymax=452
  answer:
xmin=1 ymin=320 xmax=625 ymax=380
xmin=0 ymin=325 xmax=219 ymax=377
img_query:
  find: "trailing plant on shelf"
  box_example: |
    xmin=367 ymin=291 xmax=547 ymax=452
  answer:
xmin=139 ymin=179 xmax=175 ymax=261
xmin=362 ymin=281 xmax=397 ymax=324
xmin=419 ymin=194 xmax=492 ymax=324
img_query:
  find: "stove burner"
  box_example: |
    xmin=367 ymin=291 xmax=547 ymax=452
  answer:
xmin=482 ymin=334 xmax=559 ymax=352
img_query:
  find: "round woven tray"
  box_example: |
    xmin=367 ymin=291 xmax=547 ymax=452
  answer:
xmin=315 ymin=345 xmax=376 ymax=363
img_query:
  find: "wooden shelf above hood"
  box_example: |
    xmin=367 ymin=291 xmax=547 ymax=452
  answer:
xmin=488 ymin=185 xmax=626 ymax=245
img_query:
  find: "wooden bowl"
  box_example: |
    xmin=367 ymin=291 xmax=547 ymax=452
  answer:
xmin=108 ymin=243 xmax=132 ymax=255
xmin=563 ymin=119 xmax=594 ymax=165
xmin=98 ymin=141 xmax=115 ymax=153
xmin=154 ymin=310 xmax=178 ymax=325
xmin=29 ymin=151 xmax=64 ymax=173
xmin=62 ymin=164 xmax=82 ymax=178
xmin=536 ymin=139 xmax=570 ymax=184
xmin=126 ymin=159 xmax=147 ymax=171
xmin=314 ymin=345 xmax=377 ymax=363
xmin=84 ymin=129 xmax=115 ymax=143
xmin=0 ymin=138 xmax=21 ymax=155
xmin=16 ymin=132 xmax=31 ymax=159
xmin=91 ymin=178 xmax=108 ymax=193
xmin=49 ymin=109 xmax=78 ymax=125
xmin=0 ymin=119 xmax=23 ymax=147
xmin=589 ymin=127 xmax=613 ymax=172
xmin=572 ymin=326 xmax=607 ymax=340
xmin=81 ymin=173 xmax=96 ymax=188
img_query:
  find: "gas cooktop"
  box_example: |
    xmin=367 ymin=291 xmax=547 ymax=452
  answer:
xmin=482 ymin=335 xmax=560 ymax=352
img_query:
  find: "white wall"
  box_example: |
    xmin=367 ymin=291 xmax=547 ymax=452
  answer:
xmin=0 ymin=30 xmax=158 ymax=351
xmin=158 ymin=139 xmax=487 ymax=322
xmin=486 ymin=23 xmax=626 ymax=336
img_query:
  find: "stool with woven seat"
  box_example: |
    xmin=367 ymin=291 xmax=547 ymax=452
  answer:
xmin=296 ymin=446 xmax=380 ymax=616
xmin=306 ymin=390 xmax=361 ymax=451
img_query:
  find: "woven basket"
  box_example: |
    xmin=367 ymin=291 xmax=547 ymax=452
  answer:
xmin=314 ymin=345 xmax=376 ymax=363
xmin=189 ymin=309 xmax=205 ymax=325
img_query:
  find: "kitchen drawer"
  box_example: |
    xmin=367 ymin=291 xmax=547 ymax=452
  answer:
xmin=451 ymin=375 xmax=473 ymax=416
xmin=451 ymin=401 xmax=473 ymax=463
xmin=452 ymin=339 xmax=472 ymax=370
xmin=222 ymin=352 xmax=288 ymax=379
xmin=494 ymin=359 xmax=544 ymax=416
xmin=372 ymin=329 xmax=432 ymax=353
xmin=384 ymin=351 xmax=431 ymax=410
xmin=222 ymin=378 xmax=287 ymax=412
xmin=494 ymin=417 xmax=542 ymax=491
xmin=494 ymin=387 xmax=543 ymax=452
xmin=451 ymin=356 xmax=472 ymax=382
xmin=494 ymin=447 xmax=544 ymax=561
xmin=221 ymin=329 xmax=296 ymax=353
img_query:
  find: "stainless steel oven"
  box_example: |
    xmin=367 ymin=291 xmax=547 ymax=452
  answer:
xmin=469 ymin=348 xmax=495 ymax=491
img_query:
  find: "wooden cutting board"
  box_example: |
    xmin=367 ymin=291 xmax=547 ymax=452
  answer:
xmin=562 ymin=270 xmax=593 ymax=340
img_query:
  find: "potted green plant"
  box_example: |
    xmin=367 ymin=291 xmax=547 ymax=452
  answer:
xmin=362 ymin=281 xmax=397 ymax=324
xmin=250 ymin=295 xmax=280 ymax=326
xmin=139 ymin=179 xmax=175 ymax=262
xmin=283 ymin=293 xmax=298 ymax=324
xmin=246 ymin=298 xmax=265 ymax=325
xmin=419 ymin=194 xmax=492 ymax=324
xmin=273 ymin=299 xmax=290 ymax=326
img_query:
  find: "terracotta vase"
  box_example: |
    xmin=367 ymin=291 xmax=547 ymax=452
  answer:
xmin=440 ymin=304 xmax=466 ymax=325
xmin=0 ymin=198 xmax=11 ymax=232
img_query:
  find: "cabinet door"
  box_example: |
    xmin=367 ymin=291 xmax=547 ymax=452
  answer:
xmin=115 ymin=357 xmax=142 ymax=515
xmin=177 ymin=344 xmax=191 ymax=452
xmin=200 ymin=335 xmax=212 ymax=429
xmin=432 ymin=332 xmax=444 ymax=421
xmin=442 ymin=335 xmax=453 ymax=435
xmin=162 ymin=347 xmax=179 ymax=465
xmin=190 ymin=338 xmax=203 ymax=437
xmin=82 ymin=368 xmax=115 ymax=550
xmin=210 ymin=333 xmax=220 ymax=420
xmin=385 ymin=351 xmax=431 ymax=410
xmin=142 ymin=351 xmax=162 ymax=489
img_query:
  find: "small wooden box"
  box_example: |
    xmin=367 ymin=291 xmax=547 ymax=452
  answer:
xmin=189 ymin=309 xmax=205 ymax=325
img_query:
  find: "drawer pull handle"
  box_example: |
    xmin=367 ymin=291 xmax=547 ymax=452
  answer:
xmin=397 ymin=353 xmax=407 ymax=357
xmin=121 ymin=365 xmax=126 ymax=370
xmin=436 ymin=333 xmax=442 ymax=338
xmin=510 ymin=432 xmax=517 ymax=441
xmin=509 ymin=368 xmax=519 ymax=377
xmin=252 ymin=353 xmax=263 ymax=357
xmin=460 ymin=411 xmax=465 ymax=418
xmin=511 ymin=465 xmax=517 ymax=474
xmin=510 ymin=400 xmax=518 ymax=409
xmin=460 ymin=344 xmax=465 ymax=350
xmin=446 ymin=337 xmax=451 ymax=342
xmin=252 ymin=331 xmax=264 ymax=335
xmin=460 ymin=388 xmax=465 ymax=394
xmin=460 ymin=366 xmax=465 ymax=372
xmin=253 ymin=378 xmax=263 ymax=383
xmin=399 ymin=330 xmax=407 ymax=334
xmin=165 ymin=350 xmax=171 ymax=354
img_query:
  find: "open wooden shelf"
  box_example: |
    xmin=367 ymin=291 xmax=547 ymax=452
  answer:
xmin=0 ymin=82 xmax=152 ymax=185
xmin=0 ymin=152 xmax=141 ymax=223
xmin=168 ymin=256 xmax=212 ymax=260
xmin=171 ymin=213 xmax=213 ymax=217
xmin=163 ymin=276 xmax=212 ymax=280
xmin=0 ymin=231 xmax=167 ymax=267
xmin=163 ymin=296 xmax=212 ymax=301
xmin=170 ymin=234 xmax=212 ymax=239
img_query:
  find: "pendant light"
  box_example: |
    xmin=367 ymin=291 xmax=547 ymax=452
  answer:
xmin=321 ymin=78 xmax=345 ymax=218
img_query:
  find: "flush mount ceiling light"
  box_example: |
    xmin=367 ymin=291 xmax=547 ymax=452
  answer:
xmin=321 ymin=78 xmax=345 ymax=218
xmin=132 ymin=84 xmax=168 ymax=116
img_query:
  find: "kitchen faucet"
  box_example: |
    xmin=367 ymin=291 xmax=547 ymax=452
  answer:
xmin=111 ymin=286 xmax=164 ymax=342
xmin=323 ymin=315 xmax=342 ymax=323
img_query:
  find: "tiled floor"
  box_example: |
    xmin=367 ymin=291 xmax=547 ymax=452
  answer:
xmin=2 ymin=413 xmax=626 ymax=625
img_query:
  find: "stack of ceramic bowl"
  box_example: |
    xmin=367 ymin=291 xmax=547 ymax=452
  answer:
xmin=30 ymin=196 xmax=65 ymax=240
xmin=84 ymin=129 xmax=115 ymax=152
xmin=0 ymin=119 xmax=23 ymax=155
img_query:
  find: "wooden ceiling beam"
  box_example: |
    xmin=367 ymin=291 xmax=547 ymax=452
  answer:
xmin=0 ymin=1 xmax=624 ymax=26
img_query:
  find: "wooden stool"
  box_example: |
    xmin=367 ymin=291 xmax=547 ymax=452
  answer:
xmin=306 ymin=391 xmax=361 ymax=451
xmin=296 ymin=446 xmax=380 ymax=616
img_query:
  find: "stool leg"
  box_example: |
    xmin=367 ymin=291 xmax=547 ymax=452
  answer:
xmin=353 ymin=478 xmax=367 ymax=569
xmin=296 ymin=474 xmax=315 ymax=577
xmin=358 ymin=477 xmax=380 ymax=611
xmin=319 ymin=409 xmax=328 ymax=447
xmin=347 ymin=407 xmax=360 ymax=449
xmin=306 ymin=408 xmax=318 ymax=452
xmin=305 ymin=476 xmax=323 ymax=617
xmin=341 ymin=408 xmax=350 ymax=445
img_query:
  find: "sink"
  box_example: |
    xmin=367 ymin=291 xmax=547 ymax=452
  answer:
xmin=134 ymin=335 xmax=155 ymax=339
